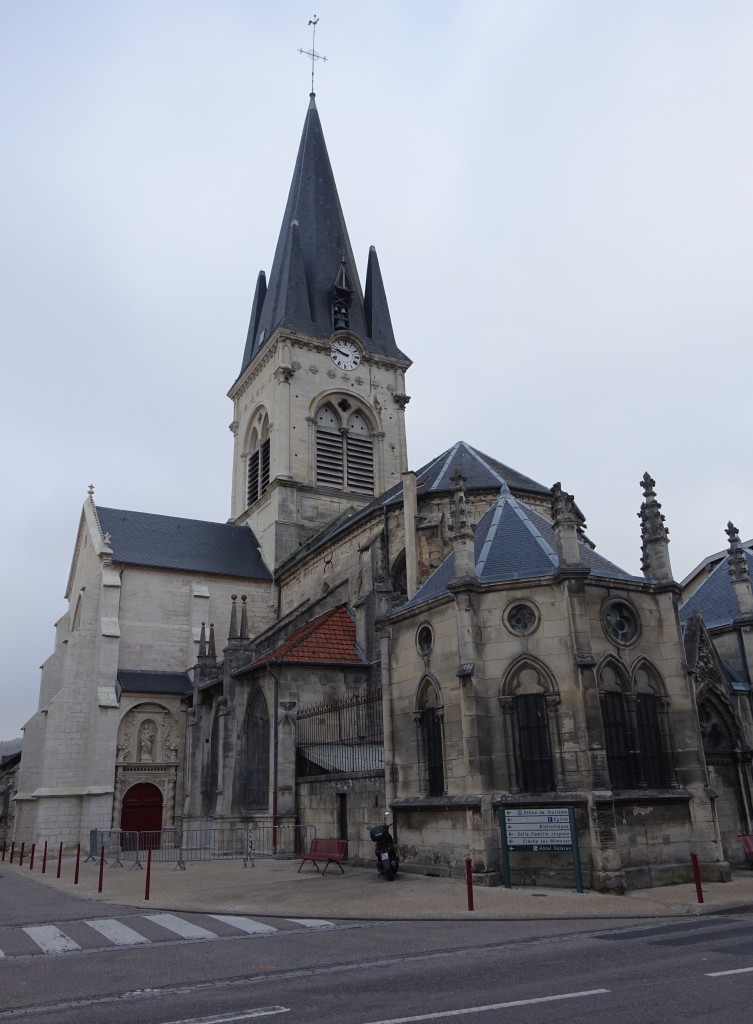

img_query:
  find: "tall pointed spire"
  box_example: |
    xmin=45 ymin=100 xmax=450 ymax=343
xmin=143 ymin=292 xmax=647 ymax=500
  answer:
xmin=239 ymin=96 xmax=407 ymax=375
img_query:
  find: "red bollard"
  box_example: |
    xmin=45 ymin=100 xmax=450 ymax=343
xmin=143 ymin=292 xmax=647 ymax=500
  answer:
xmin=19 ymin=842 xmax=25 ymax=866
xmin=144 ymin=847 xmax=152 ymax=901
xmin=691 ymin=852 xmax=704 ymax=904
xmin=465 ymin=856 xmax=475 ymax=912
xmin=74 ymin=843 xmax=80 ymax=885
xmin=9 ymin=842 xmax=14 ymax=864
xmin=56 ymin=842 xmax=63 ymax=879
xmin=42 ymin=841 xmax=48 ymax=874
xmin=98 ymin=846 xmax=105 ymax=893
xmin=29 ymin=843 xmax=35 ymax=870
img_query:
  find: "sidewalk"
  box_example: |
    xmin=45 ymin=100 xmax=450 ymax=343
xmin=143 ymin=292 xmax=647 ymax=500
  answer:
xmin=5 ymin=853 xmax=753 ymax=921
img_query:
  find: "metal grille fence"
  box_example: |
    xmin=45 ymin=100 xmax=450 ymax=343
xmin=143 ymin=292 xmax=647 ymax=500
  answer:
xmin=88 ymin=825 xmax=315 ymax=869
xmin=296 ymin=688 xmax=384 ymax=777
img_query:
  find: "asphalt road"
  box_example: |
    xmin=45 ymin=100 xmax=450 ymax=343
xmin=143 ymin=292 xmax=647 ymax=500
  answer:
xmin=3 ymin=869 xmax=753 ymax=1023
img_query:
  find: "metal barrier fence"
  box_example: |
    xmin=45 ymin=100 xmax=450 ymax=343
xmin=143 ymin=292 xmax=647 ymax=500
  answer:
xmin=88 ymin=824 xmax=316 ymax=869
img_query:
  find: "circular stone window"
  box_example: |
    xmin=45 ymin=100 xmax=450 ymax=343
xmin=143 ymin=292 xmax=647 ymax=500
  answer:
xmin=504 ymin=602 xmax=540 ymax=637
xmin=603 ymin=600 xmax=640 ymax=646
xmin=416 ymin=624 xmax=434 ymax=656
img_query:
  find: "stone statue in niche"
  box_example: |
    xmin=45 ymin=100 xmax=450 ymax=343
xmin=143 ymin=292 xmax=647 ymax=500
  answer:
xmin=139 ymin=722 xmax=156 ymax=763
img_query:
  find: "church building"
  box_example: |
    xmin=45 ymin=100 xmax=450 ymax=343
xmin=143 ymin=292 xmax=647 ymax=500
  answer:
xmin=14 ymin=93 xmax=752 ymax=891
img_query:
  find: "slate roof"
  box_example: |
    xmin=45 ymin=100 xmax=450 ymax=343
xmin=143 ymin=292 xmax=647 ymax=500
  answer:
xmin=96 ymin=507 xmax=270 ymax=580
xmin=244 ymin=606 xmax=365 ymax=669
xmin=679 ymin=549 xmax=753 ymax=629
xmin=117 ymin=670 xmax=192 ymax=695
xmin=397 ymin=488 xmax=641 ymax=611
xmin=239 ymin=95 xmax=407 ymax=375
xmin=278 ymin=441 xmax=551 ymax=573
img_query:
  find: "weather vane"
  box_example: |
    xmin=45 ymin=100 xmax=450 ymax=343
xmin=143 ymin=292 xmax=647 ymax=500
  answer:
xmin=298 ymin=15 xmax=327 ymax=93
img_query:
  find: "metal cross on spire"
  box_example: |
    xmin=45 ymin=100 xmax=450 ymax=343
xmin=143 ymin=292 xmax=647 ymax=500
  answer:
xmin=298 ymin=15 xmax=327 ymax=93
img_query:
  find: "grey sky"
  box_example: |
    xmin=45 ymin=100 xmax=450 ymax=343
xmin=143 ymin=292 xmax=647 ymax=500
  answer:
xmin=2 ymin=1 xmax=752 ymax=737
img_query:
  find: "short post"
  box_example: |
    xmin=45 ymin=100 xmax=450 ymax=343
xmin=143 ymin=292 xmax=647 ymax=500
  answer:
xmin=145 ymin=847 xmax=152 ymax=901
xmin=465 ymin=857 xmax=474 ymax=912
xmin=98 ymin=845 xmax=105 ymax=893
xmin=10 ymin=841 xmax=15 ymax=864
xmin=42 ymin=840 xmax=48 ymax=874
xmin=74 ymin=843 xmax=81 ymax=885
xmin=56 ymin=842 xmax=63 ymax=879
xmin=1 ymin=841 xmax=6 ymax=861
xmin=19 ymin=842 xmax=25 ymax=866
xmin=691 ymin=852 xmax=704 ymax=904
xmin=29 ymin=843 xmax=36 ymax=870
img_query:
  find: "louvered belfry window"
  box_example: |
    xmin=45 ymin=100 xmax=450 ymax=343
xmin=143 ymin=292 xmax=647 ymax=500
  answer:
xmin=316 ymin=405 xmax=374 ymax=495
xmin=246 ymin=417 xmax=271 ymax=507
xmin=316 ymin=405 xmax=344 ymax=487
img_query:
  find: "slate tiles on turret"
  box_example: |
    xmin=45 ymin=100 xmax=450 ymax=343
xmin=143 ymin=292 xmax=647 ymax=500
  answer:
xmin=116 ymin=670 xmax=192 ymax=695
xmin=397 ymin=490 xmax=641 ymax=612
xmin=680 ymin=549 xmax=753 ymax=629
xmin=96 ymin=507 xmax=270 ymax=579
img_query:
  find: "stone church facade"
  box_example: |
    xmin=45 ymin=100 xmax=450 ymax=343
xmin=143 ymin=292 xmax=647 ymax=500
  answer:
xmin=13 ymin=95 xmax=753 ymax=890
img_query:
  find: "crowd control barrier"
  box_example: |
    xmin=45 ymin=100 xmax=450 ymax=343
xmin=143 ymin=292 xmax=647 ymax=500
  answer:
xmin=88 ymin=824 xmax=316 ymax=870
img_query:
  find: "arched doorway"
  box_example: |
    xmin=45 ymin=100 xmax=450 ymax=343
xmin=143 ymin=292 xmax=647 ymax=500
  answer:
xmin=120 ymin=782 xmax=163 ymax=848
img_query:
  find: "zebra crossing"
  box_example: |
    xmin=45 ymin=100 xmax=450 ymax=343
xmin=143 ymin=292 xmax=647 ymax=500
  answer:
xmin=0 ymin=912 xmax=337 ymax=959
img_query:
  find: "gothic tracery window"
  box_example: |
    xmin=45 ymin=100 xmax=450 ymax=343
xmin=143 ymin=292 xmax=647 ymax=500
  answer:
xmin=315 ymin=403 xmax=374 ymax=495
xmin=416 ymin=679 xmax=444 ymax=797
xmin=599 ymin=662 xmax=669 ymax=790
xmin=247 ymin=413 xmax=271 ymax=506
xmin=245 ymin=686 xmax=270 ymax=810
xmin=507 ymin=665 xmax=556 ymax=793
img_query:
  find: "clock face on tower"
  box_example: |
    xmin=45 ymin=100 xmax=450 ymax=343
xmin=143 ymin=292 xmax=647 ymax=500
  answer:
xmin=330 ymin=339 xmax=361 ymax=371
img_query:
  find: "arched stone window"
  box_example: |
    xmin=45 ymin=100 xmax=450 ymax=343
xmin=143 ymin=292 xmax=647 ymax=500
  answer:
xmin=500 ymin=660 xmax=560 ymax=793
xmin=244 ymin=686 xmax=270 ymax=810
xmin=633 ymin=664 xmax=671 ymax=789
xmin=599 ymin=659 xmax=670 ymax=790
xmin=315 ymin=402 xmax=374 ymax=495
xmin=246 ymin=412 xmax=271 ymax=506
xmin=414 ymin=678 xmax=444 ymax=797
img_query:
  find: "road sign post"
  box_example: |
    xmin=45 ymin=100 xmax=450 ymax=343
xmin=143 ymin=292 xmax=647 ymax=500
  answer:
xmin=498 ymin=806 xmax=584 ymax=893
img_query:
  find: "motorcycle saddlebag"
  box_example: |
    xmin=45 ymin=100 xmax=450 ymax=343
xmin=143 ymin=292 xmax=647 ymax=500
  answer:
xmin=369 ymin=824 xmax=390 ymax=842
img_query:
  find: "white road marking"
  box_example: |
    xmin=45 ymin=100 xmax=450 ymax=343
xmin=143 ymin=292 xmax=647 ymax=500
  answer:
xmin=162 ymin=1008 xmax=289 ymax=1024
xmin=209 ymin=915 xmax=278 ymax=936
xmin=144 ymin=913 xmax=218 ymax=939
xmin=707 ymin=966 xmax=753 ymax=977
xmin=22 ymin=926 xmax=81 ymax=954
xmin=84 ymin=918 xmax=150 ymax=945
xmin=362 ymin=988 xmax=611 ymax=1023
xmin=286 ymin=918 xmax=335 ymax=929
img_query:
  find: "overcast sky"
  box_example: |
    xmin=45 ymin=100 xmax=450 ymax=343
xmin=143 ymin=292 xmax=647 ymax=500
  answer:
xmin=2 ymin=1 xmax=752 ymax=738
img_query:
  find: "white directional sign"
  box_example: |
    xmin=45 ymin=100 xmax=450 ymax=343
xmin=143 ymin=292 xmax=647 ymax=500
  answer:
xmin=504 ymin=808 xmax=573 ymax=851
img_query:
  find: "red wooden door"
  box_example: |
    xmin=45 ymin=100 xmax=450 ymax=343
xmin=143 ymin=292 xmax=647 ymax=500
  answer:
xmin=120 ymin=783 xmax=163 ymax=848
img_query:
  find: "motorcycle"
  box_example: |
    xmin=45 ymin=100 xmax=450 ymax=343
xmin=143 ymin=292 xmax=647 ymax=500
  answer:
xmin=369 ymin=813 xmax=399 ymax=881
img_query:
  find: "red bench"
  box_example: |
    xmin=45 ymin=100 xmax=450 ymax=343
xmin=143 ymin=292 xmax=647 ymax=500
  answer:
xmin=295 ymin=837 xmax=348 ymax=874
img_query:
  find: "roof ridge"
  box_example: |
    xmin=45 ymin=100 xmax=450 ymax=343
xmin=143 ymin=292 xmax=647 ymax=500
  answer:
xmin=430 ymin=443 xmax=463 ymax=491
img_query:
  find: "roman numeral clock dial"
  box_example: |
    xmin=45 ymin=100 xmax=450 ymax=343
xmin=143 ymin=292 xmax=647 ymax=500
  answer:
xmin=330 ymin=339 xmax=361 ymax=371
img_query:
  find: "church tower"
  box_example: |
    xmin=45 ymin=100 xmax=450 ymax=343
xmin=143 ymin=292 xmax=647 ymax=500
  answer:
xmin=228 ymin=95 xmax=411 ymax=568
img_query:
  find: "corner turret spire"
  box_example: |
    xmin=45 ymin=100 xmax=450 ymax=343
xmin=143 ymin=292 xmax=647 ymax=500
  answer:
xmin=239 ymin=97 xmax=408 ymax=374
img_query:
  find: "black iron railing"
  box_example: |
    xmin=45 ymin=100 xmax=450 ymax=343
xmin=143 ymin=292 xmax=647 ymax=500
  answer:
xmin=296 ymin=688 xmax=384 ymax=777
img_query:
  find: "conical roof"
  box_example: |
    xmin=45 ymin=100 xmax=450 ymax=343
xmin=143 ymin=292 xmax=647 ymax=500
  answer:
xmin=240 ymin=96 xmax=407 ymax=374
xmin=398 ymin=489 xmax=641 ymax=611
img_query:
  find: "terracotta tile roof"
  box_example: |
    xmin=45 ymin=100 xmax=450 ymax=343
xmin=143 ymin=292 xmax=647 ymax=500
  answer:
xmin=250 ymin=606 xmax=364 ymax=667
